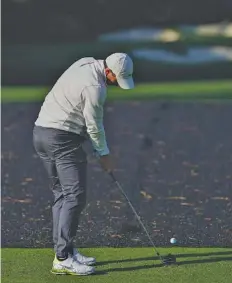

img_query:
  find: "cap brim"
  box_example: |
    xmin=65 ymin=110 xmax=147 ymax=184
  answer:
xmin=117 ymin=76 xmax=134 ymax=90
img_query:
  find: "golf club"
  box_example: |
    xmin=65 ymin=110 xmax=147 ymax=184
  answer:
xmin=109 ymin=171 xmax=177 ymax=266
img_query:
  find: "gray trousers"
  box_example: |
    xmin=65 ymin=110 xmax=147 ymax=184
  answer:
xmin=33 ymin=125 xmax=87 ymax=258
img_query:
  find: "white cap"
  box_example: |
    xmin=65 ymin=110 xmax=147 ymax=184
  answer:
xmin=105 ymin=53 xmax=134 ymax=89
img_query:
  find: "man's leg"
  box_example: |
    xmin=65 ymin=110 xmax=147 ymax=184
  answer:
xmin=33 ymin=126 xmax=95 ymax=275
xmin=38 ymin=158 xmax=64 ymax=253
xmin=47 ymin=164 xmax=64 ymax=253
xmin=33 ymin=126 xmax=64 ymax=253
xmin=54 ymin=145 xmax=87 ymax=259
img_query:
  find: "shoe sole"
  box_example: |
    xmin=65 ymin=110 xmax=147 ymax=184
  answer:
xmin=51 ymin=268 xmax=95 ymax=276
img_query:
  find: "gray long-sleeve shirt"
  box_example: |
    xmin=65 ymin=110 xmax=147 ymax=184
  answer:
xmin=35 ymin=57 xmax=109 ymax=156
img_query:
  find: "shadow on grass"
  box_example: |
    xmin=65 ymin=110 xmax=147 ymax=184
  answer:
xmin=93 ymin=271 xmax=108 ymax=276
xmin=101 ymin=256 xmax=232 ymax=273
xmin=96 ymin=250 xmax=232 ymax=266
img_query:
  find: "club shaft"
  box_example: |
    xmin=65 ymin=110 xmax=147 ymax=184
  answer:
xmin=110 ymin=172 xmax=162 ymax=259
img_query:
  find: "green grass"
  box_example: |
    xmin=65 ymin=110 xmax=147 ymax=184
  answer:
xmin=1 ymin=80 xmax=232 ymax=103
xmin=2 ymin=248 xmax=232 ymax=283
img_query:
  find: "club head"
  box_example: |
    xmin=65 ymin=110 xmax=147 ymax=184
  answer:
xmin=162 ymin=254 xmax=177 ymax=266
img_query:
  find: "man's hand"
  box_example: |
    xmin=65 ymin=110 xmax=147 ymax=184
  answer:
xmin=99 ymin=154 xmax=113 ymax=173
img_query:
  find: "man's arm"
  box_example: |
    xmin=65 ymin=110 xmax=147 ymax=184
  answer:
xmin=82 ymin=85 xmax=109 ymax=156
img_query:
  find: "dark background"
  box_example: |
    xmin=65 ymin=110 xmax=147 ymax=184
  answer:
xmin=2 ymin=0 xmax=232 ymax=44
xmin=2 ymin=0 xmax=232 ymax=85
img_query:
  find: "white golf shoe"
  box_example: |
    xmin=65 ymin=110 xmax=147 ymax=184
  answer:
xmin=51 ymin=255 xmax=95 ymax=275
xmin=72 ymin=248 xmax=96 ymax=266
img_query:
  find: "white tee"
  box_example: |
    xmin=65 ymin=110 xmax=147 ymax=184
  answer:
xmin=35 ymin=57 xmax=109 ymax=156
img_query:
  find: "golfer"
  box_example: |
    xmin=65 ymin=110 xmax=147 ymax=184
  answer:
xmin=33 ymin=53 xmax=134 ymax=275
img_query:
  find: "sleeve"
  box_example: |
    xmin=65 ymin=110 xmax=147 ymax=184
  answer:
xmin=82 ymin=85 xmax=110 ymax=156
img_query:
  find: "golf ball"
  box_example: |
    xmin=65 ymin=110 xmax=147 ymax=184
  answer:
xmin=170 ymin=238 xmax=177 ymax=244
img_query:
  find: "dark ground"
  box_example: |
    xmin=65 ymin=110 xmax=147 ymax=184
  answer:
xmin=1 ymin=100 xmax=232 ymax=248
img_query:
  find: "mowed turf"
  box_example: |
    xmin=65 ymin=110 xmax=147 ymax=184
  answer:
xmin=2 ymin=248 xmax=232 ymax=283
xmin=1 ymin=80 xmax=232 ymax=102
